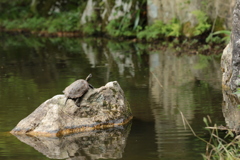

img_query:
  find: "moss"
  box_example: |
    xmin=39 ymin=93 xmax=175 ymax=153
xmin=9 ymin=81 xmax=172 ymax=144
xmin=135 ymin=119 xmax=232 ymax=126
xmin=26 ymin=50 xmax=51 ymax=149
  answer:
xmin=103 ymin=100 xmax=108 ymax=107
xmin=182 ymin=21 xmax=195 ymax=37
xmin=214 ymin=17 xmax=225 ymax=31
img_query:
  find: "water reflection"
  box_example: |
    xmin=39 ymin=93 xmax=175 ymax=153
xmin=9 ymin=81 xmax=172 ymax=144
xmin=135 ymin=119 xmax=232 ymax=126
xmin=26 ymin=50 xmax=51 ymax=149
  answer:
xmin=149 ymin=49 xmax=223 ymax=158
xmin=0 ymin=34 xmax=225 ymax=160
xmin=13 ymin=124 xmax=131 ymax=160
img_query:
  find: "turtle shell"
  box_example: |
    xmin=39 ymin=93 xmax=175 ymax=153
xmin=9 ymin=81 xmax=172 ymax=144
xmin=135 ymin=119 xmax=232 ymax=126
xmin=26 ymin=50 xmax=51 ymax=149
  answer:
xmin=63 ymin=79 xmax=89 ymax=99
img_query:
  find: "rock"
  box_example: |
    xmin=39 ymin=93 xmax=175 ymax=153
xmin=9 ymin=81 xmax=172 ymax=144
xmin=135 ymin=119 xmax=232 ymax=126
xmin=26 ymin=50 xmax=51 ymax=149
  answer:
xmin=221 ymin=0 xmax=240 ymax=91
xmin=10 ymin=81 xmax=132 ymax=137
xmin=221 ymin=43 xmax=233 ymax=90
xmin=222 ymin=90 xmax=240 ymax=133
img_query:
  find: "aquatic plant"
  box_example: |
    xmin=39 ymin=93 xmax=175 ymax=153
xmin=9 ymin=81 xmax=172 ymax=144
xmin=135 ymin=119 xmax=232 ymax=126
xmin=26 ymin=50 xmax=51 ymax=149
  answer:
xmin=180 ymin=111 xmax=240 ymax=160
xmin=202 ymin=117 xmax=239 ymax=160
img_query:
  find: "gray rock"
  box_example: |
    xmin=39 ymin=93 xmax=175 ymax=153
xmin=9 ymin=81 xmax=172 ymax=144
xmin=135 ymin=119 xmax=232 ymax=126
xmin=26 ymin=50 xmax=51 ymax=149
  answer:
xmin=10 ymin=81 xmax=132 ymax=137
xmin=222 ymin=0 xmax=240 ymax=91
xmin=222 ymin=90 xmax=240 ymax=133
xmin=221 ymin=43 xmax=233 ymax=90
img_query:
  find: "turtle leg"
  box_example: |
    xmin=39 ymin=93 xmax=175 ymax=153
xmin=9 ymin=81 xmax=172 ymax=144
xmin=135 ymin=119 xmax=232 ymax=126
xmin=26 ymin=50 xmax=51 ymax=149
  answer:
xmin=89 ymin=83 xmax=94 ymax=89
xmin=64 ymin=97 xmax=69 ymax=105
xmin=75 ymin=97 xmax=82 ymax=107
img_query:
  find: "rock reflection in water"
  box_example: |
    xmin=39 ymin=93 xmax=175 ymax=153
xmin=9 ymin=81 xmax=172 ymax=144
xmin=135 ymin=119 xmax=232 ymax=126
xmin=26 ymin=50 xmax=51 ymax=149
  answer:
xmin=12 ymin=123 xmax=131 ymax=160
xmin=222 ymin=91 xmax=240 ymax=132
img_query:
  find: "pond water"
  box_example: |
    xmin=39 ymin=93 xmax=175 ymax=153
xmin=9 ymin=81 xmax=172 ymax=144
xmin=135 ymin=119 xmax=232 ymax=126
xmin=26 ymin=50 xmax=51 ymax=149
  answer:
xmin=0 ymin=34 xmax=225 ymax=160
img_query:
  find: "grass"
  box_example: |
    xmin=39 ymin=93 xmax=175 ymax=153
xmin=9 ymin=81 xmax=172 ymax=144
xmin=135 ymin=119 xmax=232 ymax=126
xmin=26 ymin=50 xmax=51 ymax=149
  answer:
xmin=179 ymin=111 xmax=240 ymax=160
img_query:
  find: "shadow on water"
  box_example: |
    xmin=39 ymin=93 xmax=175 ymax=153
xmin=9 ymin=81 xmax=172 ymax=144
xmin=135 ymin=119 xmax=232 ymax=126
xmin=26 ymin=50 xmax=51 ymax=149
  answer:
xmin=0 ymin=33 xmax=227 ymax=160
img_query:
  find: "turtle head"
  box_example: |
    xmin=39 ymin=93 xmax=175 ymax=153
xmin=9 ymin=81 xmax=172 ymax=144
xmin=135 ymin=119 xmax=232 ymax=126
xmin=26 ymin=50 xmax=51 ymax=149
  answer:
xmin=86 ymin=74 xmax=92 ymax=81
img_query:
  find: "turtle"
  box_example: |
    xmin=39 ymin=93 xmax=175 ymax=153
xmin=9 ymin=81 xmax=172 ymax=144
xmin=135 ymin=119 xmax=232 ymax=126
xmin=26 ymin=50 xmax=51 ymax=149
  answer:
xmin=63 ymin=74 xmax=94 ymax=106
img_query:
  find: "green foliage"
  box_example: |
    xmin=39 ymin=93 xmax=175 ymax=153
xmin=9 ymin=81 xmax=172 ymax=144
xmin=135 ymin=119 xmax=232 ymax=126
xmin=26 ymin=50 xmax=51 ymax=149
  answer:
xmin=46 ymin=11 xmax=80 ymax=32
xmin=137 ymin=19 xmax=182 ymax=40
xmin=233 ymin=88 xmax=240 ymax=95
xmin=2 ymin=19 xmax=21 ymax=29
xmin=106 ymin=15 xmax=136 ymax=37
xmin=82 ymin=22 xmax=97 ymax=35
xmin=0 ymin=1 xmax=32 ymax=19
xmin=81 ymin=12 xmax=102 ymax=35
xmin=181 ymin=112 xmax=240 ymax=160
xmin=21 ymin=17 xmax=46 ymax=30
xmin=1 ymin=10 xmax=80 ymax=32
xmin=105 ymin=0 xmax=146 ymax=37
xmin=192 ymin=10 xmax=211 ymax=36
xmin=202 ymin=117 xmax=239 ymax=160
xmin=206 ymin=30 xmax=231 ymax=44
xmin=0 ymin=0 xmax=228 ymax=45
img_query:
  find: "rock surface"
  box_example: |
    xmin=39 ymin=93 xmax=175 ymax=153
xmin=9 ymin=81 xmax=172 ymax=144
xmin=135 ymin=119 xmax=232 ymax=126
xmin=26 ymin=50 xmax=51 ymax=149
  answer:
xmin=222 ymin=90 xmax=240 ymax=133
xmin=10 ymin=81 xmax=132 ymax=137
xmin=222 ymin=0 xmax=240 ymax=91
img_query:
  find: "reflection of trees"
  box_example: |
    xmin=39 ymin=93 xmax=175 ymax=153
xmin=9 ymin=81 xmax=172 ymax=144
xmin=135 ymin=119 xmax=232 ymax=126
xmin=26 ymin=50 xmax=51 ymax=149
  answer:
xmin=149 ymin=48 xmax=222 ymax=158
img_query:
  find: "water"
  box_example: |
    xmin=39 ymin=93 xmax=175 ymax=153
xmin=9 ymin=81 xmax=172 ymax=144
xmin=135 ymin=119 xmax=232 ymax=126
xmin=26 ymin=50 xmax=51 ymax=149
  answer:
xmin=0 ymin=34 xmax=225 ymax=160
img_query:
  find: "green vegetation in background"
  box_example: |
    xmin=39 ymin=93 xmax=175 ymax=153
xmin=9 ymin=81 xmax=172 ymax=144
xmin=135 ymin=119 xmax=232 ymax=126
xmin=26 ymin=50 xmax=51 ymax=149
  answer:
xmin=1 ymin=10 xmax=80 ymax=33
xmin=137 ymin=19 xmax=181 ymax=40
xmin=105 ymin=0 xmax=147 ymax=37
xmin=0 ymin=0 xmax=231 ymax=44
xmin=192 ymin=10 xmax=211 ymax=36
xmin=206 ymin=30 xmax=231 ymax=44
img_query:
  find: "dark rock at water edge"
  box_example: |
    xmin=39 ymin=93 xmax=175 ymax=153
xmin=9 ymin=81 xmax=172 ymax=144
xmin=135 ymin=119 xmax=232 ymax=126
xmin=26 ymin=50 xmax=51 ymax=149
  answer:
xmin=10 ymin=81 xmax=132 ymax=137
xmin=222 ymin=91 xmax=240 ymax=133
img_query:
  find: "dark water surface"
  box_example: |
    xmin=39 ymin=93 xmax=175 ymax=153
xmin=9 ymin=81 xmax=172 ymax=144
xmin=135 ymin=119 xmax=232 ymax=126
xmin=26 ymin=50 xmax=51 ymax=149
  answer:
xmin=0 ymin=34 xmax=224 ymax=160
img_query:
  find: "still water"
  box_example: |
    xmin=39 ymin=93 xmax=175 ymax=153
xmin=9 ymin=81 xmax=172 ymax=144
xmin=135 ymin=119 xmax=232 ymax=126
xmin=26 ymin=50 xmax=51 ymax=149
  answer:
xmin=0 ymin=34 xmax=225 ymax=160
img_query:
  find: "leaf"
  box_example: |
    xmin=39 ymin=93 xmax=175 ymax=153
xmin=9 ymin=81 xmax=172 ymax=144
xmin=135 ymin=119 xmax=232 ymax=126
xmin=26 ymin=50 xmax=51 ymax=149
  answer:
xmin=203 ymin=117 xmax=209 ymax=127
xmin=133 ymin=10 xmax=140 ymax=30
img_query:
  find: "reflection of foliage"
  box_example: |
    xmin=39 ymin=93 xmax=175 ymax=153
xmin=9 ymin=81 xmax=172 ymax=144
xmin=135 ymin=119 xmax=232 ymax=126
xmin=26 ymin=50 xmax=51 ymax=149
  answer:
xmin=193 ymin=54 xmax=220 ymax=70
xmin=107 ymin=41 xmax=133 ymax=53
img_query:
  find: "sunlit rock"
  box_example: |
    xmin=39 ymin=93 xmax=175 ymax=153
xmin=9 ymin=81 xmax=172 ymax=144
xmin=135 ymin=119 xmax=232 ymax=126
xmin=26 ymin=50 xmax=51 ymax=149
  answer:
xmin=10 ymin=81 xmax=132 ymax=137
xmin=13 ymin=124 xmax=131 ymax=159
xmin=221 ymin=0 xmax=240 ymax=91
xmin=221 ymin=43 xmax=233 ymax=90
